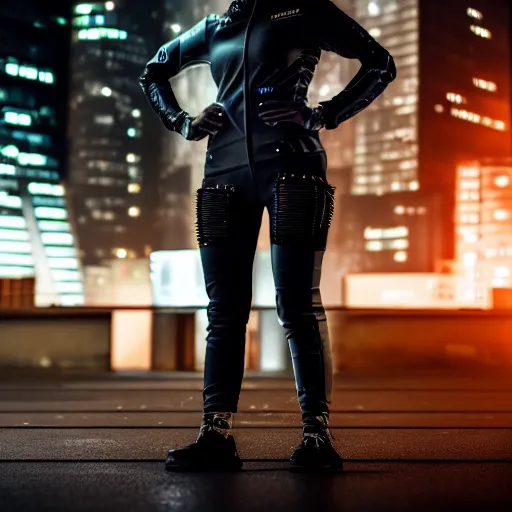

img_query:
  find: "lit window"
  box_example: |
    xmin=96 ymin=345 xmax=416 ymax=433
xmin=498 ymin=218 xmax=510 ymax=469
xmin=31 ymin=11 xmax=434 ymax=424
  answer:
xmin=77 ymin=27 xmax=127 ymax=40
xmin=394 ymin=251 xmax=408 ymax=263
xmin=28 ymin=182 xmax=65 ymax=196
xmin=369 ymin=28 xmax=381 ymax=38
xmin=128 ymin=183 xmax=141 ymax=194
xmin=127 ymin=128 xmax=137 ymax=137
xmin=4 ymin=112 xmax=32 ymax=126
xmin=74 ymin=4 xmax=93 ymax=15
xmin=446 ymin=92 xmax=466 ymax=104
xmin=115 ymin=248 xmax=127 ymax=259
xmin=101 ymin=86 xmax=112 ymax=97
xmin=95 ymin=115 xmax=114 ymax=125
xmin=470 ymin=25 xmax=491 ymax=39
xmin=34 ymin=207 xmax=67 ymax=220
xmin=494 ymin=210 xmax=509 ymax=221
xmin=126 ymin=153 xmax=140 ymax=163
xmin=0 ymin=229 xmax=29 ymax=241
xmin=451 ymin=108 xmax=505 ymax=131
xmin=170 ymin=23 xmax=181 ymax=33
xmin=368 ymin=1 xmax=380 ymax=16
xmin=391 ymin=239 xmax=409 ymax=250
xmin=38 ymin=220 xmax=70 ymax=232
xmin=0 ymin=163 xmax=16 ymax=175
xmin=0 ymin=193 xmax=22 ymax=209
xmin=472 ymin=77 xmax=497 ymax=92
xmin=495 ymin=175 xmax=510 ymax=188
xmin=366 ymin=241 xmax=384 ymax=252
xmin=105 ymin=1 xmax=115 ymax=11
xmin=41 ymin=232 xmax=73 ymax=246
xmin=48 ymin=258 xmax=79 ymax=270
xmin=131 ymin=109 xmax=141 ymax=118
xmin=408 ymin=180 xmax=419 ymax=191
xmin=467 ymin=8 xmax=483 ymax=20
xmin=128 ymin=206 xmax=140 ymax=217
xmin=394 ymin=205 xmax=405 ymax=215
xmin=434 ymin=104 xmax=444 ymax=113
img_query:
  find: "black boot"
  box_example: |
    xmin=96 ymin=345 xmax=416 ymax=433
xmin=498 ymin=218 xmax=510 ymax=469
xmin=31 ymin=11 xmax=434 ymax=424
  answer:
xmin=290 ymin=415 xmax=343 ymax=473
xmin=165 ymin=413 xmax=243 ymax=471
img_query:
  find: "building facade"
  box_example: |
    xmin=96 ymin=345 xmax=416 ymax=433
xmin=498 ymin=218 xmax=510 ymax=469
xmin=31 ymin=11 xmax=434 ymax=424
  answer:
xmin=68 ymin=0 xmax=162 ymax=266
xmin=0 ymin=1 xmax=84 ymax=305
xmin=340 ymin=0 xmax=511 ymax=273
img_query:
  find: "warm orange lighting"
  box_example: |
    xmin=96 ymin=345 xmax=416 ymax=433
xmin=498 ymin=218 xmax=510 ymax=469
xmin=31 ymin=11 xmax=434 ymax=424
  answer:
xmin=446 ymin=92 xmax=466 ymax=104
xmin=495 ymin=175 xmax=510 ymax=188
xmin=493 ymin=209 xmax=509 ymax=221
xmin=394 ymin=251 xmax=408 ymax=263
xmin=128 ymin=183 xmax=141 ymax=194
xmin=111 ymin=310 xmax=152 ymax=371
xmin=472 ymin=77 xmax=497 ymax=92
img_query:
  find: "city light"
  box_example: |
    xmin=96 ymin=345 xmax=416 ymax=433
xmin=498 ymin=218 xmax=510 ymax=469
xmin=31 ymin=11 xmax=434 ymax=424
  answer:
xmin=470 ymin=25 xmax=491 ymax=39
xmin=74 ymin=4 xmax=93 ymax=15
xmin=393 ymin=251 xmax=408 ymax=263
xmin=170 ymin=23 xmax=181 ymax=33
xmin=493 ymin=209 xmax=509 ymax=221
xmin=495 ymin=176 xmax=510 ymax=188
xmin=467 ymin=8 xmax=483 ymax=20
xmin=128 ymin=183 xmax=141 ymax=194
xmin=131 ymin=109 xmax=141 ymax=118
xmin=105 ymin=1 xmax=115 ymax=11
xmin=115 ymin=248 xmax=128 ymax=259
xmin=446 ymin=92 xmax=466 ymax=104
xmin=101 ymin=87 xmax=112 ymax=97
xmin=128 ymin=206 xmax=140 ymax=217
xmin=451 ymin=108 xmax=505 ymax=131
xmin=368 ymin=1 xmax=380 ymax=16
xmin=473 ymin=77 xmax=497 ymax=92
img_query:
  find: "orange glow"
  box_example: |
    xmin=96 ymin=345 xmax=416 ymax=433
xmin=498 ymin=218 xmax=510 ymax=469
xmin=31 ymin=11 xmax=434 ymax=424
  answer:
xmin=111 ymin=310 xmax=152 ymax=371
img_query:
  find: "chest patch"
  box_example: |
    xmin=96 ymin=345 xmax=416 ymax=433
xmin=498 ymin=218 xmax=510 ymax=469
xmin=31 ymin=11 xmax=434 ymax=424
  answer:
xmin=270 ymin=8 xmax=301 ymax=20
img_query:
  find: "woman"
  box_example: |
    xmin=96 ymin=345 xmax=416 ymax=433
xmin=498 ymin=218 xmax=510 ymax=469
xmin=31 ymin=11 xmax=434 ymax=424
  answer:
xmin=140 ymin=0 xmax=395 ymax=472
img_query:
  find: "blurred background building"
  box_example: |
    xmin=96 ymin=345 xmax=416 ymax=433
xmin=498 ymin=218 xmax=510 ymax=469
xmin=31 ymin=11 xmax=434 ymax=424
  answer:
xmin=338 ymin=0 xmax=511 ymax=275
xmin=1 ymin=0 xmax=512 ymax=312
xmin=68 ymin=0 xmax=161 ymax=267
xmin=0 ymin=1 xmax=84 ymax=306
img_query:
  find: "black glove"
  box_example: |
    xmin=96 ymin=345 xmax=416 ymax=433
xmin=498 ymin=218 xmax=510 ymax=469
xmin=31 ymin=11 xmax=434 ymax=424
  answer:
xmin=171 ymin=102 xmax=225 ymax=141
xmin=258 ymin=100 xmax=324 ymax=130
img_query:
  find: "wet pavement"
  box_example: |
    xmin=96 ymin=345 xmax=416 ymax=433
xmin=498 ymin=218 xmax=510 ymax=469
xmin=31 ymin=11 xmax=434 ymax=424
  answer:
xmin=0 ymin=371 xmax=511 ymax=511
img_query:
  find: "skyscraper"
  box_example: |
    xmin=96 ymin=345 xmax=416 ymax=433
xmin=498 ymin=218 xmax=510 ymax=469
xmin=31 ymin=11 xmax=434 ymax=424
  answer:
xmin=155 ymin=0 xmax=230 ymax=250
xmin=68 ymin=1 xmax=161 ymax=266
xmin=339 ymin=0 xmax=511 ymax=273
xmin=0 ymin=1 xmax=85 ymax=306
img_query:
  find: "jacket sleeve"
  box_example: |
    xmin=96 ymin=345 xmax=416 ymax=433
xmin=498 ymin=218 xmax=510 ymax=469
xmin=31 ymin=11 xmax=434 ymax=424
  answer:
xmin=312 ymin=1 xmax=396 ymax=129
xmin=139 ymin=14 xmax=219 ymax=134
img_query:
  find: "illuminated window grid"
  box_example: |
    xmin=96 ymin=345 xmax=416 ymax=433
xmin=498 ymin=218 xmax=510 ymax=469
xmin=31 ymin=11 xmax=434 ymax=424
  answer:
xmin=352 ymin=0 xmax=419 ymax=195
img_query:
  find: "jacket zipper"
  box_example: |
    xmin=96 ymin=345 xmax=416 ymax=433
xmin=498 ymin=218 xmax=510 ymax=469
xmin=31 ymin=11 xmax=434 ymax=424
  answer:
xmin=243 ymin=0 xmax=258 ymax=186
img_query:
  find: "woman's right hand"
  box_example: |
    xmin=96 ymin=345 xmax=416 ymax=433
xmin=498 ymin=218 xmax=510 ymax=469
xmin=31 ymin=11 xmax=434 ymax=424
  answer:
xmin=181 ymin=103 xmax=225 ymax=141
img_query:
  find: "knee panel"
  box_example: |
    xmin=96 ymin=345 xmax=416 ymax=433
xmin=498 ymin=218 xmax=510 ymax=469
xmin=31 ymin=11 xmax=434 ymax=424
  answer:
xmin=271 ymin=173 xmax=335 ymax=250
xmin=196 ymin=185 xmax=238 ymax=247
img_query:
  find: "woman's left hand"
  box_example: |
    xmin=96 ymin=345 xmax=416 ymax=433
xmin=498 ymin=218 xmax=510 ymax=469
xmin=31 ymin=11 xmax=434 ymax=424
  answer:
xmin=258 ymin=100 xmax=324 ymax=131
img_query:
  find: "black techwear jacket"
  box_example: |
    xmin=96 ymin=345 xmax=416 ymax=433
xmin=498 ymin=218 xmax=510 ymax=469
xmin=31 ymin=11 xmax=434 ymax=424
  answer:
xmin=139 ymin=0 xmax=396 ymax=172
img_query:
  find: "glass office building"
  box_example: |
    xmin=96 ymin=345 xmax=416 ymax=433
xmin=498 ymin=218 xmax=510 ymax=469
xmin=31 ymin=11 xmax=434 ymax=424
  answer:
xmin=0 ymin=1 xmax=84 ymax=305
xmin=68 ymin=1 xmax=161 ymax=266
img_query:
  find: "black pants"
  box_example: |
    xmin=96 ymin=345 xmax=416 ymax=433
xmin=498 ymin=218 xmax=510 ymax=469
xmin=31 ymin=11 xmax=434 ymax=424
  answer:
xmin=196 ymin=151 xmax=334 ymax=421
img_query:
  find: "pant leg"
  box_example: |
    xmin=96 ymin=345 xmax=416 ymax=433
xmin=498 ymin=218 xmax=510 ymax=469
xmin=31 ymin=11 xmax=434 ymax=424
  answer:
xmin=197 ymin=168 xmax=263 ymax=414
xmin=263 ymin=154 xmax=335 ymax=420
